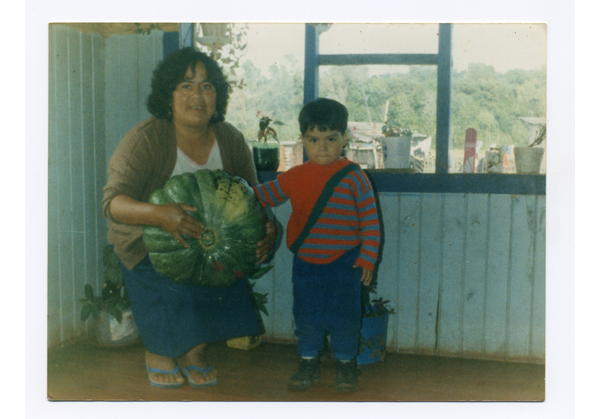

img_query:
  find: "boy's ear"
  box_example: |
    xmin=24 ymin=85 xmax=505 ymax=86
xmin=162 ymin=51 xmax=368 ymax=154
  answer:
xmin=342 ymin=132 xmax=348 ymax=146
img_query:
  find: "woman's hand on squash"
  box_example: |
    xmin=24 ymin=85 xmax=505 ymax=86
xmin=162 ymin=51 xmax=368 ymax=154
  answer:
xmin=158 ymin=203 xmax=204 ymax=247
xmin=256 ymin=220 xmax=277 ymax=263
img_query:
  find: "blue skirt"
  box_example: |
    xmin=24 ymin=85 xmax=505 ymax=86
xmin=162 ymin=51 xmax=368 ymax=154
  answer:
xmin=119 ymin=255 xmax=262 ymax=358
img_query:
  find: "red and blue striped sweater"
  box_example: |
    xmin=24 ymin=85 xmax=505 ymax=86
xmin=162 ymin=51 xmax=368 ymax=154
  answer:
xmin=253 ymin=158 xmax=380 ymax=271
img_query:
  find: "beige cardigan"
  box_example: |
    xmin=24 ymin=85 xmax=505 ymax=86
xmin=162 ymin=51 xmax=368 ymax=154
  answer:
xmin=102 ymin=117 xmax=258 ymax=270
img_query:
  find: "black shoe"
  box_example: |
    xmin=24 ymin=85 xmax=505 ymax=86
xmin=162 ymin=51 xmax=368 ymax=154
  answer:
xmin=287 ymin=357 xmax=320 ymax=391
xmin=335 ymin=359 xmax=358 ymax=393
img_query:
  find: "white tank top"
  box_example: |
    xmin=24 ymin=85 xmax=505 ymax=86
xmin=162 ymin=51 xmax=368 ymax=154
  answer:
xmin=171 ymin=141 xmax=224 ymax=177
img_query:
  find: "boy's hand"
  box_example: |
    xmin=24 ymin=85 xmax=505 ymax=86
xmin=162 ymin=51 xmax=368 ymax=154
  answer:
xmin=256 ymin=220 xmax=278 ymax=263
xmin=353 ymin=265 xmax=373 ymax=285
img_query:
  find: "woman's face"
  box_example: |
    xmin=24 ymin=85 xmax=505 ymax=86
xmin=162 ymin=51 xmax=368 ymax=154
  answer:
xmin=171 ymin=63 xmax=217 ymax=128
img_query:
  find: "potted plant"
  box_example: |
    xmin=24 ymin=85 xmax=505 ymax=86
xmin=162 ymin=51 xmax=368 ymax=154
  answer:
xmin=252 ymin=112 xmax=283 ymax=171
xmin=514 ymin=123 xmax=546 ymax=174
xmin=356 ymin=286 xmax=395 ymax=365
xmin=484 ymin=144 xmax=504 ymax=173
xmin=80 ymin=245 xmax=140 ymax=346
xmin=226 ymin=265 xmax=272 ymax=350
xmin=380 ymin=115 xmax=412 ymax=169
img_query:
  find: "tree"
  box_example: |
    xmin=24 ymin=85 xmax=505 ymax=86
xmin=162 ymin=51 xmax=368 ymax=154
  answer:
xmin=225 ymin=56 xmax=546 ymax=155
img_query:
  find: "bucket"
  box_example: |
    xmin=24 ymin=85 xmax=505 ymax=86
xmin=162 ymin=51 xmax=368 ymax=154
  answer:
xmin=93 ymin=309 xmax=140 ymax=347
xmin=380 ymin=137 xmax=411 ymax=169
xmin=514 ymin=147 xmax=544 ymax=174
xmin=357 ymin=312 xmax=389 ymax=365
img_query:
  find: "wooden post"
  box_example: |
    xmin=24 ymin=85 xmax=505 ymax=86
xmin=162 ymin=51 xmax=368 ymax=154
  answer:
xmin=435 ymin=23 xmax=452 ymax=174
xmin=303 ymin=24 xmax=319 ymax=105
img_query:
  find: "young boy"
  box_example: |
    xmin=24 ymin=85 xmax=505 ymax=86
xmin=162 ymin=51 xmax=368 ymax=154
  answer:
xmin=253 ymin=98 xmax=381 ymax=393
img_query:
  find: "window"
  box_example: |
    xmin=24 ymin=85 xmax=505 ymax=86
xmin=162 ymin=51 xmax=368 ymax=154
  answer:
xmin=194 ymin=23 xmax=306 ymax=171
xmin=189 ymin=23 xmax=546 ymax=194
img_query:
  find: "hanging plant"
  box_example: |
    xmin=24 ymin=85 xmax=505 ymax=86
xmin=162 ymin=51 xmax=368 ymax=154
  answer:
xmin=195 ymin=23 xmax=249 ymax=91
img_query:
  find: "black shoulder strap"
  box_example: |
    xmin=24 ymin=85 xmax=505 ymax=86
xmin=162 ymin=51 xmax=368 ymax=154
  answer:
xmin=289 ymin=162 xmax=361 ymax=254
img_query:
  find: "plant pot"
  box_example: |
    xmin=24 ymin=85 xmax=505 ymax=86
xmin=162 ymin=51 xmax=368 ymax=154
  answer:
xmin=514 ymin=146 xmax=544 ymax=174
xmin=226 ymin=335 xmax=262 ymax=350
xmin=92 ymin=309 xmax=140 ymax=347
xmin=357 ymin=311 xmax=389 ymax=365
xmin=252 ymin=142 xmax=280 ymax=171
xmin=380 ymin=136 xmax=411 ymax=169
xmin=485 ymin=150 xmax=504 ymax=173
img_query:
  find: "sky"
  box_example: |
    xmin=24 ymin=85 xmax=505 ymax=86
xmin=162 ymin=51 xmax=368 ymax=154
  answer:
xmin=236 ymin=23 xmax=546 ymax=76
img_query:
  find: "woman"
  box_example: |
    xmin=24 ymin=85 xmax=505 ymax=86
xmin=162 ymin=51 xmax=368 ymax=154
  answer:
xmin=102 ymin=47 xmax=277 ymax=389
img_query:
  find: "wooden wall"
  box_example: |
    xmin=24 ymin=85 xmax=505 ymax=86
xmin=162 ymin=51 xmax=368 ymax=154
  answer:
xmin=256 ymin=193 xmax=545 ymax=363
xmin=48 ymin=25 xmax=163 ymax=347
xmin=48 ymin=24 xmax=545 ymax=363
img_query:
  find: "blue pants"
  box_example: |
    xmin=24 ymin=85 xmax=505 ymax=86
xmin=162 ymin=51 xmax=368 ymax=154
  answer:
xmin=120 ymin=255 xmax=261 ymax=358
xmin=292 ymin=247 xmax=362 ymax=361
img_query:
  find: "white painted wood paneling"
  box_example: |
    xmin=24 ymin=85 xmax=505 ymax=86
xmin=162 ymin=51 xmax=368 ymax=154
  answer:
xmin=48 ymin=25 xmax=162 ymax=346
xmin=49 ymin=25 xmax=108 ymax=346
xmin=258 ymin=193 xmax=545 ymax=363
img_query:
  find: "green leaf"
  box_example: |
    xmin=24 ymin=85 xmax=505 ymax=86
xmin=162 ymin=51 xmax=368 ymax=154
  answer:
xmin=366 ymin=337 xmax=375 ymax=350
xmin=91 ymin=305 xmax=101 ymax=320
xmin=252 ymin=291 xmax=269 ymax=316
xmin=84 ymin=283 xmax=94 ymax=300
xmin=257 ymin=304 xmax=269 ymax=317
xmin=80 ymin=304 xmax=92 ymax=322
xmin=250 ymin=265 xmax=274 ymax=279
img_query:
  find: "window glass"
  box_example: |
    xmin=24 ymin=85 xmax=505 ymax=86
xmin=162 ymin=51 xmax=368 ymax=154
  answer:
xmin=198 ymin=23 xmax=546 ymax=174
xmin=196 ymin=23 xmax=306 ymax=171
xmin=319 ymin=23 xmax=440 ymax=56
xmin=318 ymin=24 xmax=440 ymax=172
xmin=319 ymin=65 xmax=437 ymax=172
xmin=450 ymin=24 xmax=547 ymax=174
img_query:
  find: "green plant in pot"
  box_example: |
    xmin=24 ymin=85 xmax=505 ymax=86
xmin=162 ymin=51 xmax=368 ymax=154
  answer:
xmin=514 ymin=123 xmax=546 ymax=174
xmin=484 ymin=144 xmax=504 ymax=173
xmin=80 ymin=245 xmax=140 ymax=346
xmin=357 ymin=284 xmax=395 ymax=365
xmin=382 ymin=116 xmax=412 ymax=138
xmin=381 ymin=114 xmax=413 ymax=169
xmin=252 ymin=113 xmax=282 ymax=171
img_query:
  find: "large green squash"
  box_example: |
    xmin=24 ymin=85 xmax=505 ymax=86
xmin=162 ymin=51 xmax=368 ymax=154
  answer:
xmin=143 ymin=169 xmax=267 ymax=287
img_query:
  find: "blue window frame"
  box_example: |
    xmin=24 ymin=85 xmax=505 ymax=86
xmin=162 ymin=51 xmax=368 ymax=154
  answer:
xmin=301 ymin=23 xmax=545 ymax=196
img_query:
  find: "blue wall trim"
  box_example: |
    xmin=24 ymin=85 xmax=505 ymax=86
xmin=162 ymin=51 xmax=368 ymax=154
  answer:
xmin=258 ymin=171 xmax=546 ymax=195
xmin=319 ymin=53 xmax=439 ymax=66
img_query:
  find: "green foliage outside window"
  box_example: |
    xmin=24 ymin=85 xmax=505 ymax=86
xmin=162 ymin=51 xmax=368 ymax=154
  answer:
xmin=226 ymin=56 xmax=545 ymax=154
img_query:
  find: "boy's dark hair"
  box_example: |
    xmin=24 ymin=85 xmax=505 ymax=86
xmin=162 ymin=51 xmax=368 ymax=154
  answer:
xmin=298 ymin=98 xmax=348 ymax=136
xmin=146 ymin=47 xmax=229 ymax=124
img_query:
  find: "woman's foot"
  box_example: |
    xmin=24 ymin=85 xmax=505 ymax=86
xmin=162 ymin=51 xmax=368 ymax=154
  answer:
xmin=176 ymin=343 xmax=218 ymax=387
xmin=145 ymin=351 xmax=186 ymax=387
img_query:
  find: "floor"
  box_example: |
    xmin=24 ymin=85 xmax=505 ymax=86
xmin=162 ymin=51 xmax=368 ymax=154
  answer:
xmin=47 ymin=339 xmax=544 ymax=402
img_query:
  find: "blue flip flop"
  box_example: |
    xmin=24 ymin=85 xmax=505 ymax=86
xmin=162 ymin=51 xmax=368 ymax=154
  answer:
xmin=146 ymin=364 xmax=185 ymax=389
xmin=179 ymin=364 xmax=218 ymax=388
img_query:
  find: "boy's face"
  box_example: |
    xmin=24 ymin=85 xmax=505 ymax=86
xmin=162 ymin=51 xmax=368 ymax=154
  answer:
xmin=301 ymin=127 xmax=348 ymax=166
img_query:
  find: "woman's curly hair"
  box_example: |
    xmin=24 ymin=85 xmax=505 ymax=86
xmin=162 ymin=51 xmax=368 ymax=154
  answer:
xmin=146 ymin=47 xmax=230 ymax=124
